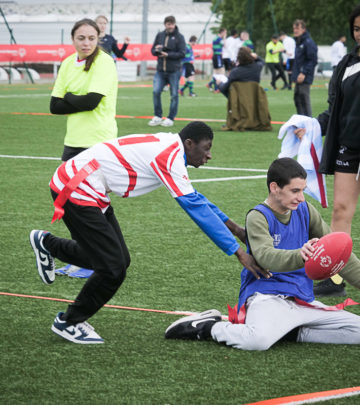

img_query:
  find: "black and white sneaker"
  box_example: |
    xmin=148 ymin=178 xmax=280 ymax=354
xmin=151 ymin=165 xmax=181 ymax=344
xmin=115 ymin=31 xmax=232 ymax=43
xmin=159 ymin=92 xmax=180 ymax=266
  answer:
xmin=29 ymin=230 xmax=55 ymax=285
xmin=313 ymin=278 xmax=347 ymax=297
xmin=51 ymin=312 xmax=104 ymax=344
xmin=165 ymin=309 xmax=221 ymax=340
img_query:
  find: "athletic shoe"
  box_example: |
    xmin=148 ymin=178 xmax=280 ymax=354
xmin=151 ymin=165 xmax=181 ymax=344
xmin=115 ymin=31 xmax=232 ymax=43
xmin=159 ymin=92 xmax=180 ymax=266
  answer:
xmin=313 ymin=279 xmax=347 ymax=297
xmin=29 ymin=230 xmax=55 ymax=285
xmin=161 ymin=118 xmax=174 ymax=127
xmin=148 ymin=116 xmax=163 ymax=126
xmin=179 ymin=89 xmax=184 ymax=96
xmin=51 ymin=312 xmax=104 ymax=344
xmin=213 ymin=89 xmax=220 ymax=94
xmin=189 ymin=93 xmax=197 ymax=97
xmin=206 ymin=83 xmax=213 ymax=92
xmin=165 ymin=309 xmax=221 ymax=340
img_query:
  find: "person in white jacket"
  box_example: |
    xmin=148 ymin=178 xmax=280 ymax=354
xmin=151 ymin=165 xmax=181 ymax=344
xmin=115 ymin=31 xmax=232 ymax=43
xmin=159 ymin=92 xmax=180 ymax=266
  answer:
xmin=331 ymin=35 xmax=346 ymax=70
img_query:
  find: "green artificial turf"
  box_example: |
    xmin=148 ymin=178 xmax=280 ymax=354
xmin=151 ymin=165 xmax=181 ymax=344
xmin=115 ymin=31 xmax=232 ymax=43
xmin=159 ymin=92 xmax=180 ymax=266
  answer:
xmin=1 ymin=79 xmax=359 ymax=404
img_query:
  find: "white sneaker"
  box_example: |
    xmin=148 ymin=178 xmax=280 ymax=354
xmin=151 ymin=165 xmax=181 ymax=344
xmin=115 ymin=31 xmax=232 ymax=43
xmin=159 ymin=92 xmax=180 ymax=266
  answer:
xmin=161 ymin=118 xmax=174 ymax=127
xmin=29 ymin=230 xmax=55 ymax=285
xmin=148 ymin=116 xmax=163 ymax=126
xmin=51 ymin=312 xmax=104 ymax=344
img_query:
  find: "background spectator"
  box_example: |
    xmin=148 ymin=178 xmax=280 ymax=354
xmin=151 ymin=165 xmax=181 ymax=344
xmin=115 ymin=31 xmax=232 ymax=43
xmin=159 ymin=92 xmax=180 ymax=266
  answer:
xmin=148 ymin=15 xmax=186 ymax=127
xmin=206 ymin=28 xmax=227 ymax=93
xmin=331 ymin=35 xmax=347 ymax=70
xmin=217 ymin=47 xmax=265 ymax=97
xmin=279 ymin=31 xmax=296 ymax=90
xmin=240 ymin=30 xmax=255 ymax=51
xmin=222 ymin=29 xmax=241 ymax=73
xmin=265 ymin=34 xmax=288 ymax=90
xmin=292 ymin=19 xmax=318 ymax=117
xmin=95 ymin=15 xmax=130 ymax=61
xmin=179 ymin=35 xmax=197 ymax=97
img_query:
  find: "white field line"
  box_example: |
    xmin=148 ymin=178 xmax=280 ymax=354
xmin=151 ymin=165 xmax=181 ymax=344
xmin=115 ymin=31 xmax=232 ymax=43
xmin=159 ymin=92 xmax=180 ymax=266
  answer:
xmin=0 ymin=154 xmax=60 ymax=160
xmin=0 ymin=94 xmax=221 ymax=101
xmin=0 ymin=154 xmax=267 ymax=182
xmin=196 ymin=166 xmax=267 ymax=172
xmin=0 ymin=94 xmax=49 ymax=98
xmin=192 ymin=175 xmax=266 ymax=182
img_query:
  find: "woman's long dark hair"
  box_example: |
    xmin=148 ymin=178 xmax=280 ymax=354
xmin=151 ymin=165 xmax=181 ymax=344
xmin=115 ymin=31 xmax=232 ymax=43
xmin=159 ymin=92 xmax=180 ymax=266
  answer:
xmin=71 ymin=18 xmax=100 ymax=71
xmin=349 ymin=4 xmax=360 ymax=41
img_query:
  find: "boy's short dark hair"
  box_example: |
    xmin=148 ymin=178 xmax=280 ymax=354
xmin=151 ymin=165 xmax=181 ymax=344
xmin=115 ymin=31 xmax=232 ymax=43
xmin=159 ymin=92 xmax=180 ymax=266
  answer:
xmin=164 ymin=15 xmax=176 ymax=24
xmin=267 ymin=158 xmax=307 ymax=191
xmin=189 ymin=35 xmax=197 ymax=43
xmin=293 ymin=19 xmax=306 ymax=29
xmin=179 ymin=121 xmax=214 ymax=144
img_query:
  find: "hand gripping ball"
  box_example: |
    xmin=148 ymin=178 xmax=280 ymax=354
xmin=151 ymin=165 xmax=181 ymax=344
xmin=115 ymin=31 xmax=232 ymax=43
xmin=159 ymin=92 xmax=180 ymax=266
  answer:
xmin=305 ymin=232 xmax=353 ymax=280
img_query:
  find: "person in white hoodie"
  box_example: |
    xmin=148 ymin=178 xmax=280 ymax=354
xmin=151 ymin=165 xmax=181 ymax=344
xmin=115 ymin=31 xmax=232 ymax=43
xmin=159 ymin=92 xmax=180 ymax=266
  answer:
xmin=279 ymin=31 xmax=296 ymax=89
xmin=331 ymin=35 xmax=347 ymax=70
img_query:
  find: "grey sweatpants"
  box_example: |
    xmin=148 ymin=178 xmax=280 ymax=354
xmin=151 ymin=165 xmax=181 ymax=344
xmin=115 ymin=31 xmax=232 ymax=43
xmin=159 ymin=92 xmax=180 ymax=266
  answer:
xmin=211 ymin=293 xmax=360 ymax=351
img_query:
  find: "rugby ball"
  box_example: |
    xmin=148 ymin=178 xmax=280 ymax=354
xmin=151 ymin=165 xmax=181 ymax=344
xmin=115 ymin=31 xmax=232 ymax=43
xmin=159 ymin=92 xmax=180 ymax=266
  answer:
xmin=305 ymin=232 xmax=352 ymax=280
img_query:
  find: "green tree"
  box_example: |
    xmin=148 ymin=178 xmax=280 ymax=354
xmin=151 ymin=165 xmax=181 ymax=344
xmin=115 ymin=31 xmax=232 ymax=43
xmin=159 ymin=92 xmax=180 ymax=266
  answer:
xmin=212 ymin=0 xmax=356 ymax=55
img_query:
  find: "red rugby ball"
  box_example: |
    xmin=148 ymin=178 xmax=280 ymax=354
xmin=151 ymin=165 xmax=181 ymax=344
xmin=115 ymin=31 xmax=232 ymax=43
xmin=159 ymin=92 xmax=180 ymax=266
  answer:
xmin=305 ymin=232 xmax=353 ymax=280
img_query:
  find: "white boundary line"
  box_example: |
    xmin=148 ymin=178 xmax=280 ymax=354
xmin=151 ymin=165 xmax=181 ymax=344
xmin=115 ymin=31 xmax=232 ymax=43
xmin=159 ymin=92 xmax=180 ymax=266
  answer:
xmin=198 ymin=166 xmax=267 ymax=172
xmin=0 ymin=154 xmax=267 ymax=182
xmin=0 ymin=154 xmax=60 ymax=160
xmin=0 ymin=94 xmax=50 ymax=98
xmin=192 ymin=175 xmax=266 ymax=183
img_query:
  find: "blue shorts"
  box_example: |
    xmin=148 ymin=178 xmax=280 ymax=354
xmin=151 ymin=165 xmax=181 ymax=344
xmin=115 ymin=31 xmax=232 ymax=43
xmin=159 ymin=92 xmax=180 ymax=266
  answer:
xmin=212 ymin=54 xmax=223 ymax=69
xmin=182 ymin=62 xmax=195 ymax=78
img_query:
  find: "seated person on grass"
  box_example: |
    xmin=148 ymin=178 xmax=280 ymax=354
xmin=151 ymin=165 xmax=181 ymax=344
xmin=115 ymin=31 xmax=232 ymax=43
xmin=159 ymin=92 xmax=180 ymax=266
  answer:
xmin=165 ymin=158 xmax=360 ymax=350
xmin=216 ymin=47 xmax=265 ymax=98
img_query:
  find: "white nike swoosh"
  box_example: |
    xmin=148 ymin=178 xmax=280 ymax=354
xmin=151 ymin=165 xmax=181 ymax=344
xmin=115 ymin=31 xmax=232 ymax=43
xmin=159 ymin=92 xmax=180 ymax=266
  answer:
xmin=39 ymin=251 xmax=49 ymax=267
xmin=191 ymin=318 xmax=217 ymax=328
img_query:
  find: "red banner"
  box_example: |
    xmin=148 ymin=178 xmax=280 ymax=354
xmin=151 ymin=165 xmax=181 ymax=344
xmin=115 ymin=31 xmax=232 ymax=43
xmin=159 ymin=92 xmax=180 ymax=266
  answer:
xmin=0 ymin=44 xmax=213 ymax=63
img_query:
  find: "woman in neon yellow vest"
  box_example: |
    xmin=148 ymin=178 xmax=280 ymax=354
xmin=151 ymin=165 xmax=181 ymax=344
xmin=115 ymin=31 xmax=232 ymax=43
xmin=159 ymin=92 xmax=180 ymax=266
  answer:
xmin=50 ymin=18 xmax=118 ymax=161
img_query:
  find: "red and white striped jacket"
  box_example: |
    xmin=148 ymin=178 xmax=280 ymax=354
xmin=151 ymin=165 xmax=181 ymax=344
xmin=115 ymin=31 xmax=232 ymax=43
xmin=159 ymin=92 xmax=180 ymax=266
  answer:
xmin=50 ymin=132 xmax=195 ymax=212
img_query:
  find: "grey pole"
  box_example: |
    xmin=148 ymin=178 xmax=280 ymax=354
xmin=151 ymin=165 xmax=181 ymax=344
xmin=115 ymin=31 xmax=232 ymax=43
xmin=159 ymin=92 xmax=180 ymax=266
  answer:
xmin=140 ymin=0 xmax=149 ymax=79
xmin=110 ymin=0 xmax=114 ymax=35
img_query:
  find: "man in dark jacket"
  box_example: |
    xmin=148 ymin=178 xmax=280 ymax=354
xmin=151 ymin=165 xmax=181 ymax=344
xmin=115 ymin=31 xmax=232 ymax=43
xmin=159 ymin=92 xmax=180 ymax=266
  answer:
xmin=292 ymin=19 xmax=317 ymax=117
xmin=148 ymin=15 xmax=186 ymax=128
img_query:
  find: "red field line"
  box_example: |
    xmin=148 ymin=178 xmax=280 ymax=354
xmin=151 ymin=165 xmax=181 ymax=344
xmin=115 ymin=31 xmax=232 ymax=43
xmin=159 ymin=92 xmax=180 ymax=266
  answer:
xmin=245 ymin=386 xmax=360 ymax=405
xmin=0 ymin=291 xmax=194 ymax=316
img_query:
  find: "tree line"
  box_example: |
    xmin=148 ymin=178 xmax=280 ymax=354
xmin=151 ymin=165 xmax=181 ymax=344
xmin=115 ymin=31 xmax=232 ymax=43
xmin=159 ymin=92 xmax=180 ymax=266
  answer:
xmin=212 ymin=0 xmax=357 ymax=53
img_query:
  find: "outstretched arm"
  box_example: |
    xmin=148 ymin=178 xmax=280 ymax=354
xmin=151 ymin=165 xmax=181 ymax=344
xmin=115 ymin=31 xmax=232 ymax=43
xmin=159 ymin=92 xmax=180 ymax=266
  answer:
xmin=225 ymin=218 xmax=246 ymax=244
xmin=176 ymin=192 xmax=271 ymax=279
xmin=234 ymin=247 xmax=272 ymax=280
